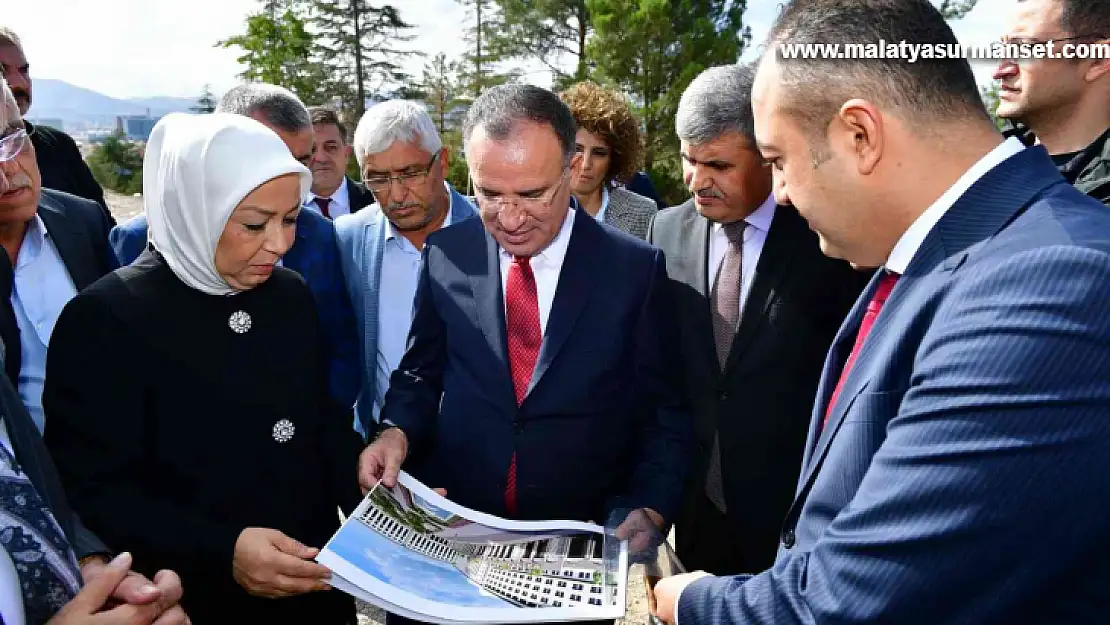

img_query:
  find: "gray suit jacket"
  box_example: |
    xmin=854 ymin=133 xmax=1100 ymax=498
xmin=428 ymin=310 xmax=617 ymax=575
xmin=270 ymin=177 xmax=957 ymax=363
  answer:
xmin=604 ymin=187 xmax=657 ymax=239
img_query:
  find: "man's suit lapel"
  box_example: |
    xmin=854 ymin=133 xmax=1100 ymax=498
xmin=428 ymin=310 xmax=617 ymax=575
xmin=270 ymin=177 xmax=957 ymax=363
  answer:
xmin=527 ymin=213 xmax=599 ymax=399
xmin=722 ymin=206 xmax=801 ymax=374
xmin=794 ymin=144 xmax=1064 ymax=494
xmin=362 ymin=214 xmax=386 ymax=406
xmin=471 ymin=231 xmax=513 ymax=396
xmin=38 ymin=201 xmax=97 ymax=291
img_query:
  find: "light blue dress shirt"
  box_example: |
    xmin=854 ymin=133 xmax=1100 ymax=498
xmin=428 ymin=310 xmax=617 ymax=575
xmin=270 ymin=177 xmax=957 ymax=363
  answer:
xmin=10 ymin=216 xmax=78 ymax=433
xmin=372 ymin=198 xmax=453 ymax=419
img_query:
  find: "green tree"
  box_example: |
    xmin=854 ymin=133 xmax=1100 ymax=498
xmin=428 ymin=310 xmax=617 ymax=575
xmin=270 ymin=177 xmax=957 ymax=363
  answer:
xmin=190 ymin=84 xmax=218 ymax=113
xmin=87 ymin=132 xmax=144 ymax=195
xmin=980 ymin=82 xmax=1006 ymax=130
xmin=937 ymin=0 xmax=979 ymax=19
xmin=217 ymin=8 xmax=328 ymax=105
xmin=421 ymin=53 xmax=467 ymax=135
xmin=309 ymin=0 xmax=418 ymax=117
xmin=494 ymin=0 xmax=591 ymax=89
xmin=586 ymin=0 xmax=750 ymax=205
xmin=456 ymin=0 xmax=519 ymax=98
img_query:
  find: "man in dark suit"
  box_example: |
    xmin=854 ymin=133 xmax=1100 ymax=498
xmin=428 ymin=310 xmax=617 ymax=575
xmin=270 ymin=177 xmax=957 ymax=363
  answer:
xmin=647 ymin=63 xmax=867 ymax=577
xmin=653 ymin=1 xmax=1110 ymax=623
xmin=110 ymin=84 xmax=360 ymax=410
xmin=0 ymin=79 xmax=116 ymax=434
xmin=307 ymin=106 xmax=373 ymax=218
xmin=0 ymin=75 xmax=186 ymax=625
xmin=0 ymin=27 xmax=111 ymax=216
xmin=358 ymin=85 xmax=689 ymax=607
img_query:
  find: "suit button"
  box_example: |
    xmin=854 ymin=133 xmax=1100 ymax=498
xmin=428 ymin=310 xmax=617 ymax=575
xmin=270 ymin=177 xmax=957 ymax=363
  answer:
xmin=514 ymin=422 xmax=524 ymax=434
xmin=782 ymin=528 xmax=796 ymax=549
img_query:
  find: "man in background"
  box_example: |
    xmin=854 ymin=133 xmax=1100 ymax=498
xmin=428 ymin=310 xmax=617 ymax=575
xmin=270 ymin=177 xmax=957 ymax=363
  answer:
xmin=306 ymin=106 xmax=373 ymax=219
xmin=993 ymin=0 xmax=1110 ymax=204
xmin=0 ymin=26 xmax=110 ymax=217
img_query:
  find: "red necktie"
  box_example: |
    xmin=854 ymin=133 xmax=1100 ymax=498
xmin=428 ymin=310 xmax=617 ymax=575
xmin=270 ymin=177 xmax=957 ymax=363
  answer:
xmin=824 ymin=272 xmax=899 ymax=425
xmin=315 ymin=196 xmax=331 ymax=218
xmin=504 ymin=256 xmax=541 ymax=516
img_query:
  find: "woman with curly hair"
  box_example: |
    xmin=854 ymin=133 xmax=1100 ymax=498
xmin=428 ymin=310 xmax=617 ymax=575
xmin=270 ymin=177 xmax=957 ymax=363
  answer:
xmin=559 ymin=81 xmax=658 ymax=239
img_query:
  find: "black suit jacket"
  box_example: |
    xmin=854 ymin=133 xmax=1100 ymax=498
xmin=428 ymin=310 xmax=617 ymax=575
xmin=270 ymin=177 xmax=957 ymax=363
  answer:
xmin=647 ymin=201 xmax=869 ymax=571
xmin=0 ymin=346 xmax=108 ymax=561
xmin=0 ymin=189 xmax=117 ymax=383
xmin=346 ymin=177 xmax=374 ymax=213
xmin=27 ymin=122 xmax=112 ymax=219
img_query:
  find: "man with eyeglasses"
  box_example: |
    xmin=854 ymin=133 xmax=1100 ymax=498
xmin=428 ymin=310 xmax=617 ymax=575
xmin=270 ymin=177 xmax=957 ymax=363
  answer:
xmin=109 ymin=84 xmax=361 ymax=413
xmin=993 ymin=0 xmax=1110 ymax=205
xmin=0 ymin=26 xmax=112 ymax=219
xmin=306 ymin=106 xmax=374 ymax=219
xmin=357 ymin=86 xmax=690 ymax=625
xmin=334 ymin=99 xmax=477 ymax=439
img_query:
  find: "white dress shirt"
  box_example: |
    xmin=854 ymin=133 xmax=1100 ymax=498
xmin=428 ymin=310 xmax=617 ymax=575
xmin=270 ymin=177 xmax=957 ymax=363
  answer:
xmin=304 ymin=178 xmax=351 ymax=219
xmin=593 ymin=186 xmax=611 ymax=223
xmin=372 ymin=192 xmax=455 ymax=419
xmin=499 ymin=207 xmax=577 ymax=335
xmin=10 ymin=215 xmax=78 ymax=433
xmin=886 ymin=137 xmax=1024 ymax=273
xmin=708 ymin=193 xmax=776 ymax=313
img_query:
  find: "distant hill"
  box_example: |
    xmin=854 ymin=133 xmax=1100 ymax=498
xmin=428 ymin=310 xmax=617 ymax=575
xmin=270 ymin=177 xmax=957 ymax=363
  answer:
xmin=26 ymin=79 xmax=199 ymax=132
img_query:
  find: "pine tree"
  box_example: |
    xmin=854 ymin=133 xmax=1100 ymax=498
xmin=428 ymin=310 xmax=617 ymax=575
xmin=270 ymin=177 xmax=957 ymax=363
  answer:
xmin=455 ymin=0 xmax=519 ymax=99
xmin=190 ymin=84 xmax=218 ymax=113
xmin=217 ymin=7 xmax=328 ymax=105
xmin=421 ymin=53 xmax=467 ymax=135
xmin=495 ymin=0 xmax=591 ymax=89
xmin=308 ymin=0 xmax=418 ymax=117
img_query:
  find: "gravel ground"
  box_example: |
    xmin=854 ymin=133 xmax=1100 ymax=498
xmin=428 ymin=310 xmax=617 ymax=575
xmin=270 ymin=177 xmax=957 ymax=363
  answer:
xmin=103 ymin=191 xmax=656 ymax=625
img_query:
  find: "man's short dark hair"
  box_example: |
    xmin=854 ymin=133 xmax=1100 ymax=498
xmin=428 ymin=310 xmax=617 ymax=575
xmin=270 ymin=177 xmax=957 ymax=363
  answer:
xmin=216 ymin=83 xmax=311 ymax=133
xmin=1040 ymin=0 xmax=1110 ymax=39
xmin=462 ymin=84 xmax=578 ymax=166
xmin=309 ymin=106 xmax=348 ymax=144
xmin=766 ymin=0 xmax=990 ymax=154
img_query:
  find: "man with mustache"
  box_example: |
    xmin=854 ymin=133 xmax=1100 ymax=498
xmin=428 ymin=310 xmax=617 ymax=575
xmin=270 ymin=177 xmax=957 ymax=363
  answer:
xmin=0 ymin=27 xmax=111 ymax=218
xmin=646 ymin=63 xmax=868 ymax=578
xmin=992 ymin=0 xmax=1110 ymax=205
xmin=305 ymin=107 xmax=373 ymax=219
xmin=333 ymin=99 xmax=477 ymax=438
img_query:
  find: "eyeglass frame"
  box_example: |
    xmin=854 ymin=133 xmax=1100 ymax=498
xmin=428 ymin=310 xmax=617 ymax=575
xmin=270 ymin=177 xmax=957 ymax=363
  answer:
xmin=0 ymin=124 xmax=30 ymax=163
xmin=362 ymin=151 xmax=441 ymax=193
xmin=471 ymin=168 xmax=571 ymax=217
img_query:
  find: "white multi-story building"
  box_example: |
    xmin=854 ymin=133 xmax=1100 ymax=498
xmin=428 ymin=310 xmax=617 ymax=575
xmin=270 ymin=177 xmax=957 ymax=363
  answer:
xmin=357 ymin=504 xmax=475 ymax=564
xmin=464 ymin=536 xmax=617 ymax=609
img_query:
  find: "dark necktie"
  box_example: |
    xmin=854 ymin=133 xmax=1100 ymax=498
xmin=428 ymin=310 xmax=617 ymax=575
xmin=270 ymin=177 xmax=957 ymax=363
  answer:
xmin=504 ymin=256 xmax=541 ymax=516
xmin=824 ymin=271 xmax=900 ymax=425
xmin=0 ymin=439 xmax=82 ymax=624
xmin=315 ymin=196 xmax=331 ymax=219
xmin=705 ymin=220 xmax=746 ymax=513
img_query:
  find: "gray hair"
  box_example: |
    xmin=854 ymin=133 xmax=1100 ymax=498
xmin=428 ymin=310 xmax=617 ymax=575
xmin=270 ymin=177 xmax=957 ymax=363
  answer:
xmin=676 ymin=64 xmax=758 ymax=146
xmin=0 ymin=79 xmax=19 ymax=129
xmin=216 ymin=83 xmax=311 ymax=133
xmin=462 ymin=84 xmax=577 ymax=166
xmin=0 ymin=27 xmax=22 ymax=51
xmin=352 ymin=100 xmax=442 ymax=168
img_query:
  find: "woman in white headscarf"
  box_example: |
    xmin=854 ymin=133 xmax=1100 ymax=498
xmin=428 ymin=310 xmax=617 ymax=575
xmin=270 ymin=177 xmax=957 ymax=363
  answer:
xmin=41 ymin=112 xmax=363 ymax=624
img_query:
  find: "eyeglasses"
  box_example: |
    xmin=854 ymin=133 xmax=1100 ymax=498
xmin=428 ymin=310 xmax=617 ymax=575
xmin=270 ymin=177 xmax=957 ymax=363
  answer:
xmin=472 ymin=170 xmax=570 ymax=218
xmin=0 ymin=127 xmax=29 ymax=163
xmin=364 ymin=152 xmax=439 ymax=192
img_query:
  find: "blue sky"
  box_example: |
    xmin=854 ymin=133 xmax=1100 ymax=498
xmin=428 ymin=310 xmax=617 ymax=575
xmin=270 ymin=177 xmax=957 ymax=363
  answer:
xmin=327 ymin=519 xmax=509 ymax=608
xmin=4 ymin=0 xmax=1011 ymax=100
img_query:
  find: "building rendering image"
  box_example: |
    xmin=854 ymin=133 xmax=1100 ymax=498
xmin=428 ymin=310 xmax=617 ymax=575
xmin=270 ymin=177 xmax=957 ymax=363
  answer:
xmin=356 ymin=483 xmax=620 ymax=610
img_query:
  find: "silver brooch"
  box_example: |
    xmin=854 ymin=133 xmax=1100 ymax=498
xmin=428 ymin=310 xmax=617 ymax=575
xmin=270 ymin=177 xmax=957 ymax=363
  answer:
xmin=228 ymin=311 xmax=251 ymax=334
xmin=272 ymin=419 xmax=295 ymax=443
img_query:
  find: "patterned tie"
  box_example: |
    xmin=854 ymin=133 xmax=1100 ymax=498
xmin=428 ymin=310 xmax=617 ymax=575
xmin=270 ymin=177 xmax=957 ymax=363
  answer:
xmin=0 ymin=439 xmax=82 ymax=624
xmin=315 ymin=196 xmax=331 ymax=219
xmin=504 ymin=256 xmax=541 ymax=516
xmin=824 ymin=271 xmax=900 ymax=425
xmin=705 ymin=220 xmax=746 ymax=513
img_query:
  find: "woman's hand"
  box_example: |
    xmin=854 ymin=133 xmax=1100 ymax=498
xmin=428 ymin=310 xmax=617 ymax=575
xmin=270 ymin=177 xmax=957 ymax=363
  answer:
xmin=232 ymin=528 xmax=332 ymax=598
xmin=48 ymin=552 xmax=191 ymax=625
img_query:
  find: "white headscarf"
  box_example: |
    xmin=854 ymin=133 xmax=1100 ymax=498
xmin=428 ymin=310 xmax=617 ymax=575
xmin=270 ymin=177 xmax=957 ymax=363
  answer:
xmin=144 ymin=112 xmax=312 ymax=296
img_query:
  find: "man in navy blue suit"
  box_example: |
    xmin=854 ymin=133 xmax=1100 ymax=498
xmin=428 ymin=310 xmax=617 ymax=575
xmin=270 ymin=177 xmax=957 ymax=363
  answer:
xmin=358 ymin=84 xmax=689 ymax=567
xmin=652 ymin=0 xmax=1110 ymax=623
xmin=110 ymin=84 xmax=360 ymax=410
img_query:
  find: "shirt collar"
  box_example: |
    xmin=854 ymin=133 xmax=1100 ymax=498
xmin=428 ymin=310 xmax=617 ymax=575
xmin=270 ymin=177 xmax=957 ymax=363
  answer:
xmin=306 ymin=178 xmax=350 ymax=211
xmin=16 ymin=214 xmax=49 ymax=269
xmin=595 ymin=186 xmax=611 ymax=222
xmin=712 ymin=192 xmax=776 ymax=235
xmin=384 ymin=181 xmax=454 ymax=242
xmin=499 ymin=205 xmax=577 ymax=266
xmin=885 ymin=136 xmax=1024 ymax=274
